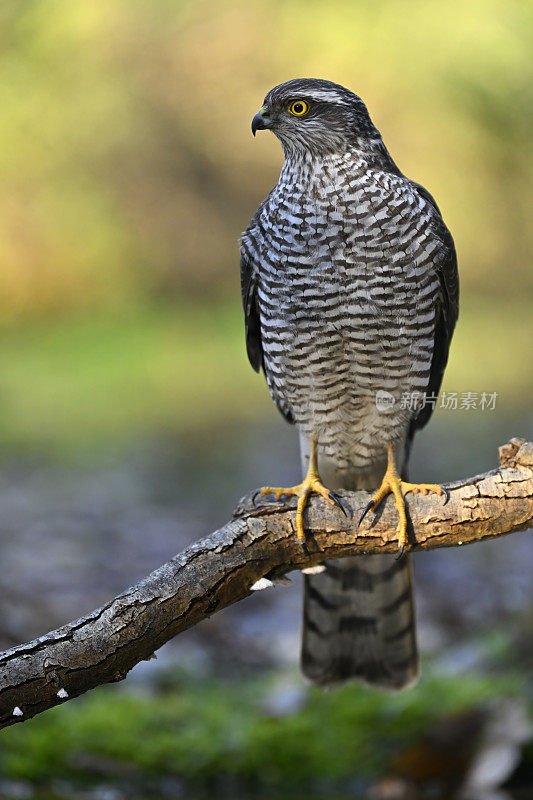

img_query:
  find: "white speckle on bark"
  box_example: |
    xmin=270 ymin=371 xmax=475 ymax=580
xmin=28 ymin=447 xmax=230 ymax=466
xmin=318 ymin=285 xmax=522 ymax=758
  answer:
xmin=13 ymin=706 xmax=23 ymax=716
xmin=301 ymin=565 xmax=326 ymax=575
xmin=250 ymin=578 xmax=274 ymax=591
xmin=57 ymin=688 xmax=68 ymax=699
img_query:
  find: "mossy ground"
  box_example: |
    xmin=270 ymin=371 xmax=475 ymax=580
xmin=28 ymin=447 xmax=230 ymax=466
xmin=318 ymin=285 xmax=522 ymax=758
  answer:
xmin=1 ymin=664 xmax=527 ymax=797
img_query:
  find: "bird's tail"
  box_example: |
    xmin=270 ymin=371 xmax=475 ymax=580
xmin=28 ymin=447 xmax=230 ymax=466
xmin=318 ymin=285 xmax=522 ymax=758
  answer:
xmin=299 ymin=436 xmax=419 ymax=690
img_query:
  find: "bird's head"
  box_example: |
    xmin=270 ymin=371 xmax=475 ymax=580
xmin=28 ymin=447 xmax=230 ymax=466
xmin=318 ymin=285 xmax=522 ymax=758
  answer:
xmin=251 ymin=78 xmax=380 ymax=158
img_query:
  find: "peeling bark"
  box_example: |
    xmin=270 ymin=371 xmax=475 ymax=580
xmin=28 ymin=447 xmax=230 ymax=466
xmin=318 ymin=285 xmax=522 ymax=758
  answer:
xmin=1 ymin=437 xmax=532 ymax=729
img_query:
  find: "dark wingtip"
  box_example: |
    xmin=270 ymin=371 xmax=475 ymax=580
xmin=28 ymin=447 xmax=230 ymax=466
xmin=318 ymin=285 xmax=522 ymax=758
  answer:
xmin=359 ymin=500 xmax=375 ymax=527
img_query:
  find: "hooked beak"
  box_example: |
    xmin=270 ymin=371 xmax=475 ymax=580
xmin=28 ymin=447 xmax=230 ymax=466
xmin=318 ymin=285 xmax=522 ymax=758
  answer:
xmin=251 ymin=105 xmax=271 ymax=136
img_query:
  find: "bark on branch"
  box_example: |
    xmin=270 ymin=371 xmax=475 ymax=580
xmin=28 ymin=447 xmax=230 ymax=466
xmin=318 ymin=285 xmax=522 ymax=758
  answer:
xmin=1 ymin=437 xmax=532 ymax=729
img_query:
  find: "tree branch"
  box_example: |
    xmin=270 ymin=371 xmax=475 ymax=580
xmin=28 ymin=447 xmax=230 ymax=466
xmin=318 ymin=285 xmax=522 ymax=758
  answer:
xmin=1 ymin=437 xmax=532 ymax=729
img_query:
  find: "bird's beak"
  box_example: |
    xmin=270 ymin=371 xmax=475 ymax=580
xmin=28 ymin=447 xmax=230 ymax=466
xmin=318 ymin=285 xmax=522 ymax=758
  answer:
xmin=251 ymin=105 xmax=271 ymax=136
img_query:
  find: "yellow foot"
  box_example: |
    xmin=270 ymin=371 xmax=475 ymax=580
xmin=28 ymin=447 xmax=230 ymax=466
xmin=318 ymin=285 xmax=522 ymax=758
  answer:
xmin=259 ymin=434 xmax=346 ymax=544
xmin=359 ymin=444 xmax=449 ymax=557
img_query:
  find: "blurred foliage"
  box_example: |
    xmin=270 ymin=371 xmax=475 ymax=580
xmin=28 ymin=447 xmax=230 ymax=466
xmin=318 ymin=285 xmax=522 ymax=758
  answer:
xmin=0 ymin=667 xmax=525 ymax=795
xmin=0 ymin=7 xmax=531 ymax=797
xmin=0 ymin=296 xmax=528 ymax=453
xmin=0 ymin=0 xmax=531 ymax=321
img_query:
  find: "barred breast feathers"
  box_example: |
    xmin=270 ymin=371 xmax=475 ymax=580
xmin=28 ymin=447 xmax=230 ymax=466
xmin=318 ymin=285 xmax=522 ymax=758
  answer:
xmin=241 ymin=147 xmax=444 ymax=467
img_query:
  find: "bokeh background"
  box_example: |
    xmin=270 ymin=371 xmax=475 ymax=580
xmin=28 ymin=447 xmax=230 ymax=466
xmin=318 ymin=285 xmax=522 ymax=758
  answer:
xmin=0 ymin=1 xmax=532 ymax=798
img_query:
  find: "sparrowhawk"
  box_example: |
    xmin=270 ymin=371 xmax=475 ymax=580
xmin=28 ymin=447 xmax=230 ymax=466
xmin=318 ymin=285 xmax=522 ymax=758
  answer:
xmin=241 ymin=79 xmax=459 ymax=690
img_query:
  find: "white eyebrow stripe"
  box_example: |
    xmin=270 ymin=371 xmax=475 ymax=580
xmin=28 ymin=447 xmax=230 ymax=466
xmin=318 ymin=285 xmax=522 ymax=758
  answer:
xmin=298 ymin=90 xmax=350 ymax=104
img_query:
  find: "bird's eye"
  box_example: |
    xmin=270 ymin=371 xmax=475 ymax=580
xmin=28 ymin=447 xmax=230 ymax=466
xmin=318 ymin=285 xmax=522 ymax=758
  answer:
xmin=288 ymin=100 xmax=309 ymax=117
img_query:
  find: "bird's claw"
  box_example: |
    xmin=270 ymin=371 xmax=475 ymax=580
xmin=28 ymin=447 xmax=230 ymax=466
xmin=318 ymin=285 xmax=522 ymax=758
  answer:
xmin=328 ymin=491 xmax=349 ymax=517
xmin=359 ymin=500 xmax=376 ymax=527
xmin=442 ymin=486 xmax=449 ymax=505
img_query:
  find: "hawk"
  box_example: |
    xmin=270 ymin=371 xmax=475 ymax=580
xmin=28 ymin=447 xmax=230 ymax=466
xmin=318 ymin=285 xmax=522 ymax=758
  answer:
xmin=241 ymin=79 xmax=459 ymax=690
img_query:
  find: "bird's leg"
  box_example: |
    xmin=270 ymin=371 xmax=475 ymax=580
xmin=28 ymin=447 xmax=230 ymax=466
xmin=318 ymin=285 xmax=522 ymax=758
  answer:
xmin=359 ymin=443 xmax=448 ymax=557
xmin=259 ymin=433 xmax=343 ymax=544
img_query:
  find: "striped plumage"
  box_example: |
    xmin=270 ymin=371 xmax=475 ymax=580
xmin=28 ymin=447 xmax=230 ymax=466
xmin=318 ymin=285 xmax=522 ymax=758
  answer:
xmin=241 ymin=79 xmax=458 ymax=689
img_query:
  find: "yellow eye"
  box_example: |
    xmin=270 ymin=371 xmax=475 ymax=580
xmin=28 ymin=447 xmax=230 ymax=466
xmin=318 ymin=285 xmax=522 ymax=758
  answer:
xmin=288 ymin=99 xmax=309 ymax=117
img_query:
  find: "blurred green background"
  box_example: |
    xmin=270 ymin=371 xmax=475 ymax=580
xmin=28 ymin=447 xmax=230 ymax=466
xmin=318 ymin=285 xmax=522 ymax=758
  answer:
xmin=0 ymin=1 xmax=532 ymax=798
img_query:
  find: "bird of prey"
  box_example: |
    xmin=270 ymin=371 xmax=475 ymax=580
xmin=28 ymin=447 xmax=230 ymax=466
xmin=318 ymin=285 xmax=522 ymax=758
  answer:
xmin=241 ymin=79 xmax=459 ymax=690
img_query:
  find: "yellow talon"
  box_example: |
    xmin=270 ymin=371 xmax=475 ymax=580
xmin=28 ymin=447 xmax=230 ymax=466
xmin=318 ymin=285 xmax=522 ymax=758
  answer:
xmin=359 ymin=443 xmax=446 ymax=555
xmin=260 ymin=433 xmax=336 ymax=543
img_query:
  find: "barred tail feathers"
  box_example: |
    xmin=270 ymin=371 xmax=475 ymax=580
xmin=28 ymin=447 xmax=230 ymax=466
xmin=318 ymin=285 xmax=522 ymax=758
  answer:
xmin=299 ymin=434 xmax=419 ymax=690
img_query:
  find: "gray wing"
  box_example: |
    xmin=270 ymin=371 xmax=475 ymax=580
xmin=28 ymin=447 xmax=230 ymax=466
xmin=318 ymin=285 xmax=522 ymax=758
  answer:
xmin=240 ymin=250 xmax=263 ymax=374
xmin=410 ymin=182 xmax=459 ymax=432
xmin=240 ymin=227 xmax=295 ymax=425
